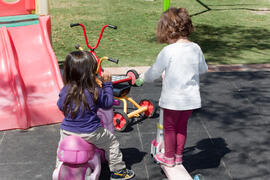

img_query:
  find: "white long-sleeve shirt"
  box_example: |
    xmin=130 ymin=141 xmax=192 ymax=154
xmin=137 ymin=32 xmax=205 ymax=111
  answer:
xmin=141 ymin=42 xmax=208 ymax=110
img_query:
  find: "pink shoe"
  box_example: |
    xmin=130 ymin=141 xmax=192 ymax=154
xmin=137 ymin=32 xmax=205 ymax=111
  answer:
xmin=175 ymin=154 xmax=183 ymax=165
xmin=154 ymin=153 xmax=175 ymax=167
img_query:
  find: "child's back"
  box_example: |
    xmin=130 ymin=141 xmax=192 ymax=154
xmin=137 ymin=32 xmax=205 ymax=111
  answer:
xmin=137 ymin=7 xmax=208 ymax=168
xmin=55 ymin=50 xmax=135 ymax=180
xmin=147 ymin=41 xmax=207 ymax=110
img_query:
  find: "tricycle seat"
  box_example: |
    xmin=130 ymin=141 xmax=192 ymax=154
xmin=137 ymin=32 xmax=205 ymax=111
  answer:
xmin=113 ymin=83 xmax=130 ymax=97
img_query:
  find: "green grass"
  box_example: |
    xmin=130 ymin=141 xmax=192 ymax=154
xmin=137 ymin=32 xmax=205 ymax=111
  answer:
xmin=49 ymin=0 xmax=270 ymax=66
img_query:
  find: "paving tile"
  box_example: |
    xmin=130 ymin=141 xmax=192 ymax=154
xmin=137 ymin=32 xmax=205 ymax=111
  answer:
xmin=1 ymin=71 xmax=270 ymax=180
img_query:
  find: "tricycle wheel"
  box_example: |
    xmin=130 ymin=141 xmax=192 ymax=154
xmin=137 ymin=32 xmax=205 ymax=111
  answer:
xmin=113 ymin=112 xmax=129 ymax=132
xmin=139 ymin=99 xmax=157 ymax=118
xmin=126 ymin=69 xmax=139 ymax=86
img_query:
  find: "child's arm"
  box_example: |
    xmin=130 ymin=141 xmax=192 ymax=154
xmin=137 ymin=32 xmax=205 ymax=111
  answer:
xmin=97 ymin=71 xmax=114 ymax=109
xmin=57 ymin=99 xmax=63 ymax=112
xmin=199 ymin=49 xmax=208 ymax=74
xmin=141 ymin=47 xmax=169 ymax=82
xmin=57 ymin=86 xmax=68 ymax=111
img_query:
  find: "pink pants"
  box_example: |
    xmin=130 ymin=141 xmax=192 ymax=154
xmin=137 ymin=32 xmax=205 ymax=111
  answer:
xmin=163 ymin=108 xmax=193 ymax=158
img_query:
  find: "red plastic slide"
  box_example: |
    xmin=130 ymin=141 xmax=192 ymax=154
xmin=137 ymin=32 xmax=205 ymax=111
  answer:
xmin=0 ymin=0 xmax=35 ymax=17
xmin=0 ymin=16 xmax=64 ymax=131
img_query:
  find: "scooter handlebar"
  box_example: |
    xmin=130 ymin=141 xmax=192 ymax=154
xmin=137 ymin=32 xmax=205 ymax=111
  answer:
xmin=70 ymin=23 xmax=80 ymax=27
xmin=108 ymin=57 xmax=119 ymax=64
xmin=107 ymin=24 xmax=117 ymax=29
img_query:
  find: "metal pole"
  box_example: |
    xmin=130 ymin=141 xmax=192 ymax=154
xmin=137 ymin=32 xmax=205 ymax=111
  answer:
xmin=163 ymin=0 xmax=170 ymax=12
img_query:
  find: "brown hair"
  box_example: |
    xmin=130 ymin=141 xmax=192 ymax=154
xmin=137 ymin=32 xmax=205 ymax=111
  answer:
xmin=156 ymin=7 xmax=194 ymax=44
xmin=62 ymin=51 xmax=99 ymax=118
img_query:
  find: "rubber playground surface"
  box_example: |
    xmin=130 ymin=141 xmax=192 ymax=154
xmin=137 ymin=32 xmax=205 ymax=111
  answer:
xmin=1 ymin=70 xmax=270 ymax=180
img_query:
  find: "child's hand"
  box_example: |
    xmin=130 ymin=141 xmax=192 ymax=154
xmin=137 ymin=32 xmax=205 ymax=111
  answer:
xmin=135 ymin=78 xmax=144 ymax=86
xmin=95 ymin=77 xmax=102 ymax=87
xmin=101 ymin=70 xmax=112 ymax=82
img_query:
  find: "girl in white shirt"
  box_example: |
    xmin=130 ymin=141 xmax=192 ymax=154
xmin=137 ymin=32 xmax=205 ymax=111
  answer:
xmin=137 ymin=7 xmax=208 ymax=167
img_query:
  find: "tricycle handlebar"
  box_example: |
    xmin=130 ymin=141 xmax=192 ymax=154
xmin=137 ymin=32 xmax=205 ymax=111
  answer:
xmin=108 ymin=57 xmax=119 ymax=64
xmin=70 ymin=23 xmax=80 ymax=27
xmin=70 ymin=23 xmax=117 ymax=51
xmin=108 ymin=25 xmax=117 ymax=29
xmin=96 ymin=57 xmax=119 ymax=74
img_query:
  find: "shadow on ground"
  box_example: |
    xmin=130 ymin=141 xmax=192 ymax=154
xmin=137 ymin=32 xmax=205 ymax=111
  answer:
xmin=184 ymin=137 xmax=231 ymax=172
xmin=191 ymin=25 xmax=270 ymax=64
xmin=100 ymin=148 xmax=147 ymax=180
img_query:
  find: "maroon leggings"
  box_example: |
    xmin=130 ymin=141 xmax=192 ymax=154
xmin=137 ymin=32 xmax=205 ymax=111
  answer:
xmin=163 ymin=108 xmax=193 ymax=158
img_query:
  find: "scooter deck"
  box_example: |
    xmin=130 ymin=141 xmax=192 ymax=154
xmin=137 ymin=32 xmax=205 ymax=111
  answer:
xmin=161 ymin=164 xmax=193 ymax=180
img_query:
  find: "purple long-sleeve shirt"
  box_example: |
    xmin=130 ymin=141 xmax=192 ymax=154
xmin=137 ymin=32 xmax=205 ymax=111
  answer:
xmin=57 ymin=82 xmax=113 ymax=133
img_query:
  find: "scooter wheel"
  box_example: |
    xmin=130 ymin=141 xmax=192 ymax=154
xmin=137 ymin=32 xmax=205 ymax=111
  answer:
xmin=113 ymin=112 xmax=129 ymax=132
xmin=126 ymin=69 xmax=139 ymax=86
xmin=139 ymin=99 xmax=156 ymax=118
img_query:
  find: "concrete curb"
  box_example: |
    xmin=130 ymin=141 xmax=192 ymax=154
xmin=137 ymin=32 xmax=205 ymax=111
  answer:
xmin=103 ymin=66 xmax=150 ymax=75
xmin=104 ymin=64 xmax=270 ymax=75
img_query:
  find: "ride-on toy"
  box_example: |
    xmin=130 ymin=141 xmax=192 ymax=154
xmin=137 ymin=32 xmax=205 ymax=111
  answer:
xmin=70 ymin=23 xmax=157 ymax=132
xmin=52 ymin=23 xmax=156 ymax=180
xmin=52 ymin=107 xmax=115 ymax=180
xmin=150 ymin=109 xmax=204 ymax=180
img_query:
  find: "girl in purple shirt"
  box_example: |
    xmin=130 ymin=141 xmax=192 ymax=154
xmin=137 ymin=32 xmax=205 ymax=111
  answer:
xmin=56 ymin=51 xmax=134 ymax=180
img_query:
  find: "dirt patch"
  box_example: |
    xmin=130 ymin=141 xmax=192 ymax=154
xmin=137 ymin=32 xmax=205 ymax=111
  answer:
xmin=251 ymin=8 xmax=270 ymax=15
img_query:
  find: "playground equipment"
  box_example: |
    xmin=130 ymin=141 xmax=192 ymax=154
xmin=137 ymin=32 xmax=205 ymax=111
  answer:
xmin=0 ymin=0 xmax=49 ymax=16
xmin=163 ymin=0 xmax=170 ymax=12
xmin=52 ymin=136 xmax=103 ymax=180
xmin=52 ymin=109 xmax=115 ymax=180
xmin=0 ymin=0 xmax=63 ymax=131
xmin=70 ymin=23 xmax=157 ymax=132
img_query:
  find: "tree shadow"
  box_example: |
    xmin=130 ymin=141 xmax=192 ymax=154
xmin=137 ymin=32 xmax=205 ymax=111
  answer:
xmin=194 ymin=71 xmax=270 ymax=179
xmin=190 ymin=24 xmax=270 ymax=64
xmin=191 ymin=0 xmax=270 ymax=17
xmin=148 ymin=4 xmax=270 ymax=64
xmin=161 ymin=0 xmax=270 ymax=64
xmin=199 ymin=71 xmax=270 ymax=131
